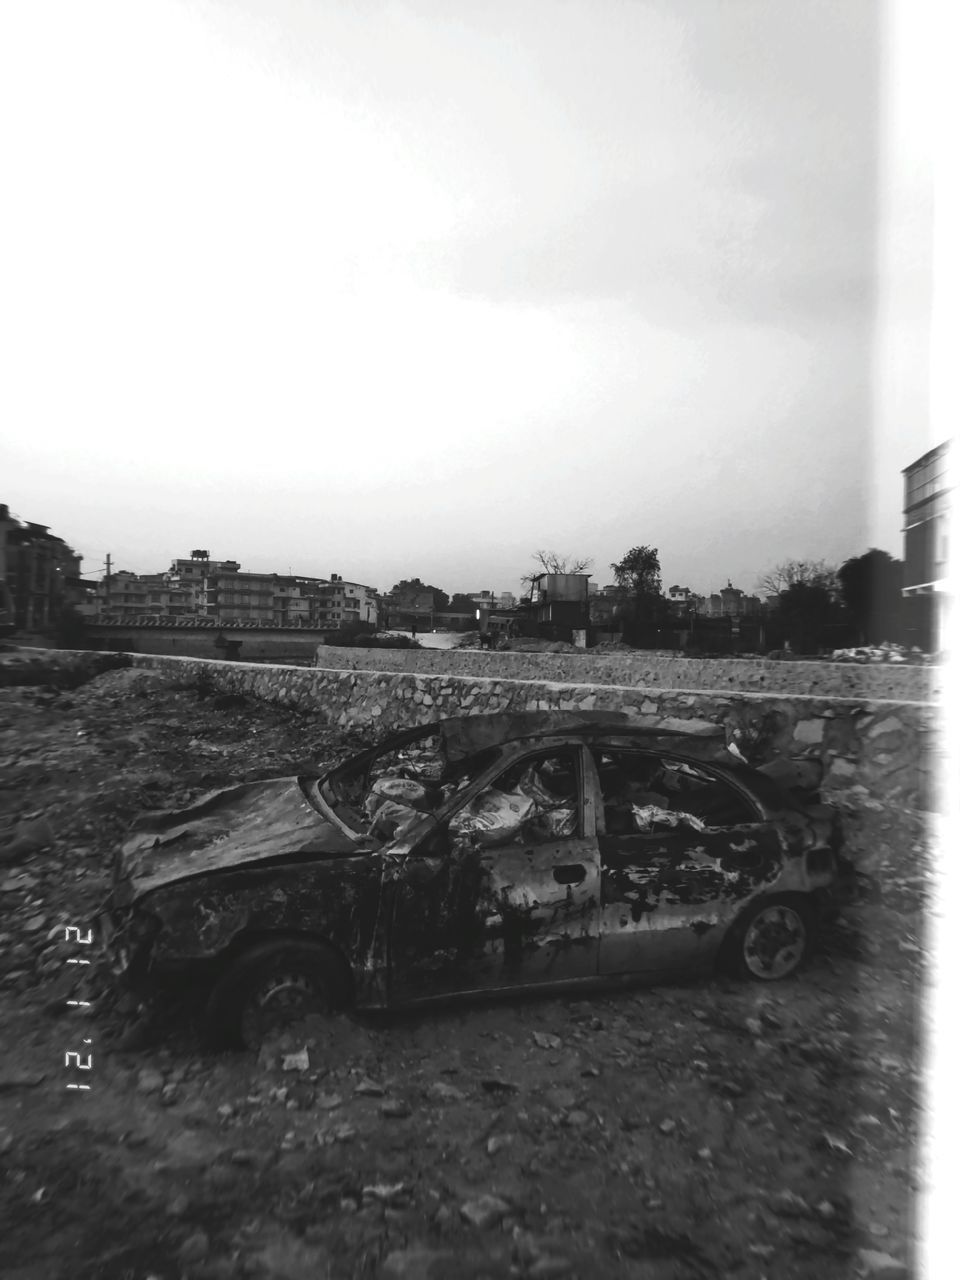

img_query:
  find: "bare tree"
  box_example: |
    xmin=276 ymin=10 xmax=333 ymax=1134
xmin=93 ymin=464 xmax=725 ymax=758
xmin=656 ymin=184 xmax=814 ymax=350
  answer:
xmin=521 ymin=550 xmax=593 ymax=591
xmin=756 ymin=558 xmax=838 ymax=600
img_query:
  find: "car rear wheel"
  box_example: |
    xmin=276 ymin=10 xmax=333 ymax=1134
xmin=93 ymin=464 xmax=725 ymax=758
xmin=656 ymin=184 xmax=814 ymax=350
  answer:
xmin=727 ymin=895 xmax=814 ymax=981
xmin=205 ymin=939 xmax=350 ymax=1050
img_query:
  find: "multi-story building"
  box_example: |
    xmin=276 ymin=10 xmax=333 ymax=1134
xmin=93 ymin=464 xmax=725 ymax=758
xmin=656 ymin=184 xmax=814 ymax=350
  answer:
xmin=903 ymin=442 xmax=950 ymax=595
xmin=0 ymin=504 xmax=88 ymax=631
xmin=200 ymin=569 xmax=277 ymax=622
xmin=98 ymin=570 xmax=151 ymax=619
xmin=165 ymin=552 xmax=237 ymax=607
xmin=315 ymin=574 xmax=379 ymax=628
xmin=340 ymin=578 xmax=379 ymax=627
xmin=902 ymin=441 xmax=952 ymax=649
xmin=93 ymin=551 xmax=379 ymax=629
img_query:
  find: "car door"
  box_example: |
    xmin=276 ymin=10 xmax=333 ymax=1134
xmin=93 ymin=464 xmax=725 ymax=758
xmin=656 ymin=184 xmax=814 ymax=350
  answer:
xmin=591 ymin=748 xmax=783 ymax=975
xmin=387 ymin=743 xmax=601 ymax=1003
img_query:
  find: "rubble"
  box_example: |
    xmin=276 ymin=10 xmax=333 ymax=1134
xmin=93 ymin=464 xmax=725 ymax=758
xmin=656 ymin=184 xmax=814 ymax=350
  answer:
xmin=0 ymin=663 xmax=924 ymax=1277
xmin=460 ymin=1194 xmax=511 ymax=1229
xmin=831 ymin=641 xmax=928 ymax=664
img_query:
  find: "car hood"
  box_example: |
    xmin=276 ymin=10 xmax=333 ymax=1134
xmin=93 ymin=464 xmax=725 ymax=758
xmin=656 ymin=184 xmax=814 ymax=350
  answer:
xmin=116 ymin=777 xmax=364 ymax=899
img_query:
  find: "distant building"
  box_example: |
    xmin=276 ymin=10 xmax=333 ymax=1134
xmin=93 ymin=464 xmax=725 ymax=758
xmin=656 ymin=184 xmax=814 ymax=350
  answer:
xmin=381 ymin=584 xmax=435 ymax=630
xmin=164 ymin=550 xmax=240 ymax=614
xmin=522 ymin=572 xmax=591 ymax=638
xmin=94 ymin=550 xmax=378 ymax=628
xmin=201 ymin=569 xmax=377 ymax=627
xmin=902 ymin=441 xmax=952 ymax=648
xmin=666 ymin=585 xmax=707 ymax=615
xmin=702 ymin=582 xmax=762 ymax=619
xmin=98 ymin=570 xmax=151 ymax=619
xmin=316 ymin=574 xmax=378 ymax=628
xmin=200 ymin=569 xmax=277 ymax=623
xmin=903 ymin=442 xmax=950 ymax=594
xmin=0 ymin=504 xmax=89 ymax=632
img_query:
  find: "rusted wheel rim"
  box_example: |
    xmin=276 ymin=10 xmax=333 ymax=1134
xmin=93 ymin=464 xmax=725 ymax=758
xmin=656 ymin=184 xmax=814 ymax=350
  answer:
xmin=742 ymin=905 xmax=806 ymax=979
xmin=241 ymin=970 xmax=328 ymax=1047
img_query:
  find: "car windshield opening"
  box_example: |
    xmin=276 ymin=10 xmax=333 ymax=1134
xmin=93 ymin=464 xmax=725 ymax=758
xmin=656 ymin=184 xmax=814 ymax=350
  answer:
xmin=320 ymin=732 xmax=499 ymax=840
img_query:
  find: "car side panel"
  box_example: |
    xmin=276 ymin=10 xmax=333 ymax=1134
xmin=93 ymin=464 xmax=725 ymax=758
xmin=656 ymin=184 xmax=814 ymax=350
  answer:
xmin=598 ymin=825 xmax=784 ymax=974
xmin=386 ymin=833 xmax=601 ymax=1001
xmin=136 ymin=856 xmax=390 ymax=1004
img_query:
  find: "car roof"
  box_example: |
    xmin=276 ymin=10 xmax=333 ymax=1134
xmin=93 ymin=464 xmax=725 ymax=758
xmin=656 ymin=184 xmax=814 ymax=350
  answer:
xmin=431 ymin=710 xmax=732 ymax=765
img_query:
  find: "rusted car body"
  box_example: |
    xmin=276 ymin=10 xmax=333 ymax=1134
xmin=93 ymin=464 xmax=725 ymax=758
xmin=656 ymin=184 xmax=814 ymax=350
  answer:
xmin=99 ymin=711 xmax=840 ymax=1041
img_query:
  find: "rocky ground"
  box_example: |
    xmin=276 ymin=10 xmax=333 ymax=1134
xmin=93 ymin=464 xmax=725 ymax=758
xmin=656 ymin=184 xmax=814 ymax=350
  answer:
xmin=0 ymin=660 xmax=930 ymax=1280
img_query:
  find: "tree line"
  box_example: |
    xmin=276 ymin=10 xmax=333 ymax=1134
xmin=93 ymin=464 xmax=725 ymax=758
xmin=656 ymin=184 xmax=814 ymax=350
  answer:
xmin=603 ymin=546 xmax=909 ymax=652
xmin=391 ymin=544 xmax=911 ymax=652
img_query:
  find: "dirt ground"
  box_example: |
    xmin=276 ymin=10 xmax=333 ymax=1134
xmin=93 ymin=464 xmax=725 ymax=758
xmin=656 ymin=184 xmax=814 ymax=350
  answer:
xmin=0 ymin=664 xmax=928 ymax=1280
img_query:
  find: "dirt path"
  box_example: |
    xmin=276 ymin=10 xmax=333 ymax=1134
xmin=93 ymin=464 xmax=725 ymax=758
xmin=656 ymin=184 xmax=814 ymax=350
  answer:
xmin=0 ymin=668 xmax=924 ymax=1279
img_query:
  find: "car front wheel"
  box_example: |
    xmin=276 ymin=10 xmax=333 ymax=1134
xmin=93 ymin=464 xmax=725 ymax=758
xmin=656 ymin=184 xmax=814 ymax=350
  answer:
xmin=205 ymin=939 xmax=349 ymax=1050
xmin=728 ymin=895 xmax=814 ymax=981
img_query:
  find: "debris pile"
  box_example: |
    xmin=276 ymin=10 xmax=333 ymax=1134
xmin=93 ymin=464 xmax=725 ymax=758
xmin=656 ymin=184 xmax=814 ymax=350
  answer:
xmin=831 ymin=642 xmax=930 ymax=664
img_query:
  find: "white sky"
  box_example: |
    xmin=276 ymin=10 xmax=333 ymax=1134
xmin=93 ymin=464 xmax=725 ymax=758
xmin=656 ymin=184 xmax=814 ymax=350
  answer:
xmin=0 ymin=0 xmax=936 ymax=596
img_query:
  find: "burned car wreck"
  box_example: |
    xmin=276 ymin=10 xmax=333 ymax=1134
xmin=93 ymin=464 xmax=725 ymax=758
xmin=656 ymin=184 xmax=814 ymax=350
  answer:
xmin=99 ymin=711 xmax=841 ymax=1048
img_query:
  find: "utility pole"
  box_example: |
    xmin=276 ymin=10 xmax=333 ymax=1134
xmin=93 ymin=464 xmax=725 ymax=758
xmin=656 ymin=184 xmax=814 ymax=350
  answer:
xmin=105 ymin=554 xmax=111 ymax=618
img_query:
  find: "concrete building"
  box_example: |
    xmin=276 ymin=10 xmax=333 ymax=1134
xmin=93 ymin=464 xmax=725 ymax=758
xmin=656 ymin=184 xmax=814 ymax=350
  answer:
xmin=199 ymin=569 xmax=375 ymax=627
xmin=93 ymin=551 xmax=379 ymax=628
xmin=200 ymin=569 xmax=276 ymax=623
xmin=317 ymin=575 xmax=379 ymax=628
xmin=98 ymin=570 xmax=151 ymax=619
xmin=165 ymin=551 xmax=240 ymax=614
xmin=0 ymin=504 xmax=87 ymax=632
xmin=902 ymin=440 xmax=952 ymax=649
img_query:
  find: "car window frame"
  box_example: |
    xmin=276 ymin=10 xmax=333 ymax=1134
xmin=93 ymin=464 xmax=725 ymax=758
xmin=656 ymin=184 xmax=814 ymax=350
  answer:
xmin=445 ymin=741 xmax=589 ymax=848
xmin=589 ymin=745 xmax=765 ymax=835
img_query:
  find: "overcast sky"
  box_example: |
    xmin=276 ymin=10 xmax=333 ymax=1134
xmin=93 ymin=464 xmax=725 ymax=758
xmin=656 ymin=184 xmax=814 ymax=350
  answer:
xmin=0 ymin=0 xmax=936 ymax=597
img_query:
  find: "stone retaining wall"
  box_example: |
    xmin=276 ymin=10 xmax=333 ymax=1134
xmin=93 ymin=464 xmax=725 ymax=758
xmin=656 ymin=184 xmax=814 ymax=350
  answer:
xmin=314 ymin=645 xmax=939 ymax=702
xmin=125 ymin=652 xmax=938 ymax=811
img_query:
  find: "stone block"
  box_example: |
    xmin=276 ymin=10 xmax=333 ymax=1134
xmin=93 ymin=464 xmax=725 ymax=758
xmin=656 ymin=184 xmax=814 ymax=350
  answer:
xmin=867 ymin=715 xmax=904 ymax=739
xmin=793 ymin=719 xmax=825 ymax=745
xmin=825 ymin=757 xmax=857 ymax=782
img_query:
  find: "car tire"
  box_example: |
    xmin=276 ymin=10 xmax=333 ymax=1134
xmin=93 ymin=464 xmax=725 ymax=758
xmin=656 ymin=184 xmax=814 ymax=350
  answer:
xmin=205 ymin=939 xmax=350 ymax=1050
xmin=724 ymin=894 xmax=815 ymax=982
